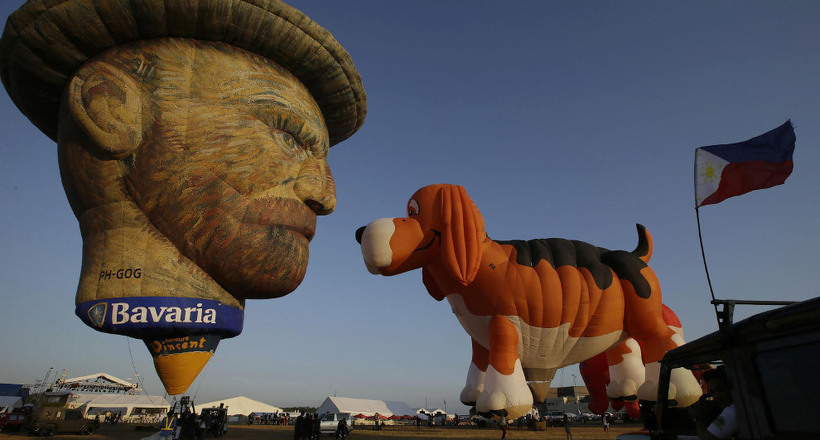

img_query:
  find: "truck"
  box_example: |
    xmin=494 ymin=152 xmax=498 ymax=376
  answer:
xmin=24 ymin=391 xmax=99 ymax=436
xmin=27 ymin=406 xmax=98 ymax=436
xmin=643 ymin=297 xmax=820 ymax=439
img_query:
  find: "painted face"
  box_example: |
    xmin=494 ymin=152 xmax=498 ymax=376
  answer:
xmin=123 ymin=39 xmax=335 ymax=300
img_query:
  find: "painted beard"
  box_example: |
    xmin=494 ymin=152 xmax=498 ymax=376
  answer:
xmin=137 ymin=171 xmax=317 ymax=300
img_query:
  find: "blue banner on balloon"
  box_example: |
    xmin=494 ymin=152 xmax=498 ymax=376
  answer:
xmin=75 ymin=297 xmax=243 ymax=339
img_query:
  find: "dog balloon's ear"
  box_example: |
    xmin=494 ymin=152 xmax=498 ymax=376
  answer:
xmin=435 ymin=184 xmax=486 ymax=286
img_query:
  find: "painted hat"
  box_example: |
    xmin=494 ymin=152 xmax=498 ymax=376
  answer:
xmin=0 ymin=0 xmax=366 ymax=146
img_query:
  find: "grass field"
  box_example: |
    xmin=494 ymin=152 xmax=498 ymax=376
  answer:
xmin=0 ymin=423 xmax=644 ymax=440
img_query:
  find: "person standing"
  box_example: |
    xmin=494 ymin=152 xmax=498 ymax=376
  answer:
xmin=195 ymin=414 xmax=206 ymax=440
xmin=159 ymin=412 xmax=176 ymax=439
xmin=294 ymin=413 xmax=303 ymax=440
xmin=603 ymin=413 xmax=609 ymax=432
xmin=335 ymin=418 xmax=349 ymax=440
xmin=563 ymin=415 xmax=573 ymax=440
xmin=499 ymin=417 xmax=508 ymax=439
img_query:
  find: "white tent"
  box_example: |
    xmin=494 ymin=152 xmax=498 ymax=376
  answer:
xmin=196 ymin=396 xmax=282 ymax=416
xmin=71 ymin=393 xmax=170 ymax=422
xmin=316 ymin=396 xmax=417 ymax=417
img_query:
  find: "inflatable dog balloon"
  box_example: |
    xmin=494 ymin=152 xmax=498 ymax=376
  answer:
xmin=356 ymin=184 xmax=700 ymax=418
xmin=1 ymin=0 xmax=366 ymax=395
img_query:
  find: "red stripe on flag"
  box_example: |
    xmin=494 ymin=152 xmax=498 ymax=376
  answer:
xmin=700 ymin=160 xmax=793 ymax=206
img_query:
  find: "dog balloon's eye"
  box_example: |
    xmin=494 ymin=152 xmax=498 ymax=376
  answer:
xmin=407 ymin=198 xmax=420 ymax=216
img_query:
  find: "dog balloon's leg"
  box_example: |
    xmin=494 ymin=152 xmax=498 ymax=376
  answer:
xmin=636 ymin=320 xmax=702 ymax=407
xmin=460 ymin=338 xmax=487 ymax=406
xmin=619 ymin=270 xmax=702 ymax=407
xmin=605 ymin=338 xmax=644 ymax=400
xmin=476 ymin=316 xmax=532 ymax=419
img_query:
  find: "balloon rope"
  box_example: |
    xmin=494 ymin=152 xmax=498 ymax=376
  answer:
xmin=126 ymin=337 xmax=163 ymax=407
xmin=190 ymin=352 xmax=212 ymax=402
xmin=695 ymin=207 xmax=720 ymax=325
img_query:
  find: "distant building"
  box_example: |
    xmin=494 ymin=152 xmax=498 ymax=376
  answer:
xmin=538 ymin=385 xmax=590 ymax=416
xmin=0 ymin=384 xmax=26 ymax=413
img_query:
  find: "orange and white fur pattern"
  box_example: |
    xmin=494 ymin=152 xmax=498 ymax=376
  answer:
xmin=356 ymin=184 xmax=701 ymax=418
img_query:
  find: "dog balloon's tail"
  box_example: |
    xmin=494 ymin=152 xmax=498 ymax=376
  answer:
xmin=631 ymin=224 xmax=653 ymax=264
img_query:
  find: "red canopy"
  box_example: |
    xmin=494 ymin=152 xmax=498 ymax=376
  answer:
xmin=353 ymin=413 xmax=367 ymax=419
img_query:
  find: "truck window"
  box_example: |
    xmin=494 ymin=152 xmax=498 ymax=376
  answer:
xmin=755 ymin=340 xmax=820 ymax=435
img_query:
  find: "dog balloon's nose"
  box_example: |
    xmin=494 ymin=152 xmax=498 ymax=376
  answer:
xmin=355 ymin=226 xmax=365 ymax=244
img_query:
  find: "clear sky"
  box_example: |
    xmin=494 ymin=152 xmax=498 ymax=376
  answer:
xmin=1 ymin=1 xmax=819 ymax=416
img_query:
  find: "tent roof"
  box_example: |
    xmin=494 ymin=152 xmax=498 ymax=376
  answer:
xmin=418 ymin=407 xmax=447 ymax=415
xmin=72 ymin=393 xmax=170 ymax=409
xmin=196 ymin=396 xmax=282 ymax=416
xmin=64 ymin=373 xmax=134 ymax=387
xmin=317 ymin=396 xmax=417 ymax=417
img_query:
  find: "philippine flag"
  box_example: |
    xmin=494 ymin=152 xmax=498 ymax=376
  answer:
xmin=695 ymin=120 xmax=795 ymax=208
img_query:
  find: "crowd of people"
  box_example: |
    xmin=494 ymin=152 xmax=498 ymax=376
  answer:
xmin=289 ymin=412 xmax=350 ymax=440
xmin=247 ymin=412 xmax=290 ymax=426
xmin=159 ymin=408 xmax=226 ymax=440
xmin=94 ymin=409 xmax=123 ymax=424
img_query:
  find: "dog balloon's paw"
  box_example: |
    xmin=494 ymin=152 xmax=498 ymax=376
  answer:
xmin=460 ymin=388 xmax=480 ymax=406
xmin=637 ymin=361 xmax=703 ymax=405
xmin=667 ymin=367 xmax=702 ymax=407
xmin=607 ymin=377 xmax=640 ymax=400
xmin=460 ymin=362 xmax=485 ymax=405
xmin=474 ymin=363 xmax=532 ymax=419
xmin=637 ymin=362 xmax=662 ymax=401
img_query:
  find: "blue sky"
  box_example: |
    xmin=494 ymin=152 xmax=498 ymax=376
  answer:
xmin=1 ymin=1 xmax=819 ymax=415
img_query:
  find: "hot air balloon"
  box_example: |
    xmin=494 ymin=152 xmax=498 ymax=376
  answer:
xmin=1 ymin=0 xmax=366 ymax=395
xmin=356 ymin=184 xmax=701 ymax=419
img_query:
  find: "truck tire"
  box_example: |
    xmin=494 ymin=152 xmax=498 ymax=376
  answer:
xmin=81 ymin=425 xmax=95 ymax=435
xmin=39 ymin=426 xmax=55 ymax=436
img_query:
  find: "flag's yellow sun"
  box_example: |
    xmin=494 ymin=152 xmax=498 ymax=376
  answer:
xmin=700 ymin=161 xmax=721 ymax=183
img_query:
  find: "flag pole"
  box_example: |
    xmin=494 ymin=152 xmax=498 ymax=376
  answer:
xmin=695 ymin=144 xmax=720 ymax=325
xmin=695 ymin=206 xmax=720 ymax=323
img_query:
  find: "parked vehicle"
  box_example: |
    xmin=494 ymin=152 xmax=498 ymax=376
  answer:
xmin=0 ymin=411 xmax=27 ymax=432
xmin=200 ymin=407 xmax=229 ymax=438
xmin=646 ymin=297 xmax=820 ymax=439
xmin=318 ymin=413 xmax=353 ymax=436
xmin=27 ymin=407 xmax=98 ymax=436
xmin=545 ymin=410 xmax=579 ymax=426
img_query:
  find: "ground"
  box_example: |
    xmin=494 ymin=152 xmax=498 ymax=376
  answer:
xmin=0 ymin=422 xmax=644 ymax=440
